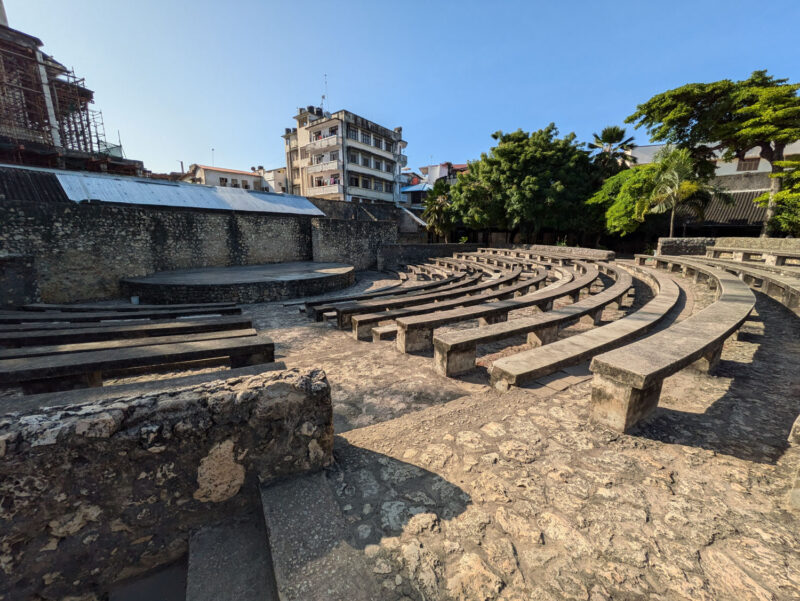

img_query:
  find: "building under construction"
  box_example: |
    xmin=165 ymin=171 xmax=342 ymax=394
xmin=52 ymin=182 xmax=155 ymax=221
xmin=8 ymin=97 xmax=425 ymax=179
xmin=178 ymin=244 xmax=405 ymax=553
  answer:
xmin=0 ymin=3 xmax=143 ymax=175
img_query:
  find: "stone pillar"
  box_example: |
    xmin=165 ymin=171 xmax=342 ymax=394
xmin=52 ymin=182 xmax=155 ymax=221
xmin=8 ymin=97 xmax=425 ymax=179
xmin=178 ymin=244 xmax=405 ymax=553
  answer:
xmin=589 ymin=373 xmax=663 ymax=433
xmin=528 ymin=324 xmax=558 ymax=347
xmin=691 ymin=344 xmax=723 ymax=373
xmin=396 ymin=325 xmax=434 ymax=353
xmin=434 ymin=344 xmax=476 ymax=376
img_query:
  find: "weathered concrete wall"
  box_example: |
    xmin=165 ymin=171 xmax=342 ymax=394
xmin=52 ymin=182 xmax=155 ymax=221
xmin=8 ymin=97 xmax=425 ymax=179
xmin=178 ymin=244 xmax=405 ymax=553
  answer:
xmin=377 ymin=243 xmax=481 ymax=270
xmin=0 ymin=199 xmax=314 ymax=303
xmin=311 ymin=218 xmax=397 ymax=270
xmin=0 ymin=254 xmax=39 ymax=308
xmin=0 ymin=368 xmax=333 ymax=601
xmin=658 ymin=236 xmax=800 ymax=256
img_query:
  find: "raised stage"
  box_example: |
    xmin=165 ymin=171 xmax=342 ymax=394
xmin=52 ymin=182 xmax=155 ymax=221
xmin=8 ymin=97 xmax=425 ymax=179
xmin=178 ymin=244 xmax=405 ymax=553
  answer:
xmin=120 ymin=262 xmax=355 ymax=304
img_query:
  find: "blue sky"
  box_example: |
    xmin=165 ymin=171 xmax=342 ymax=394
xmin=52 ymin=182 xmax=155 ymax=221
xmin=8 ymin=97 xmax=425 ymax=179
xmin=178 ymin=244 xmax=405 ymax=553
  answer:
xmin=7 ymin=0 xmax=799 ymax=174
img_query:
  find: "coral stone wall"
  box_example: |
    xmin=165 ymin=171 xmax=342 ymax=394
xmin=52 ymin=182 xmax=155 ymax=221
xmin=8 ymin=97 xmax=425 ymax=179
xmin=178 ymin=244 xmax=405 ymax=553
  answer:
xmin=0 ymin=199 xmax=313 ymax=303
xmin=658 ymin=237 xmax=800 ymax=256
xmin=377 ymin=243 xmax=481 ymax=270
xmin=0 ymin=368 xmax=333 ymax=601
xmin=311 ymin=218 xmax=398 ymax=270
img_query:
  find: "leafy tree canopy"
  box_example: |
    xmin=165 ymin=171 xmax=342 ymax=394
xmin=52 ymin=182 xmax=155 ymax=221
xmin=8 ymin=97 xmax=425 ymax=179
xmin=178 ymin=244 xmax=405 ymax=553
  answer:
xmin=587 ymin=125 xmax=636 ymax=177
xmin=422 ymin=178 xmax=456 ymax=242
xmin=450 ymin=124 xmax=597 ymax=238
xmin=756 ymin=159 xmax=800 ymax=236
xmin=588 ymin=164 xmax=659 ymax=236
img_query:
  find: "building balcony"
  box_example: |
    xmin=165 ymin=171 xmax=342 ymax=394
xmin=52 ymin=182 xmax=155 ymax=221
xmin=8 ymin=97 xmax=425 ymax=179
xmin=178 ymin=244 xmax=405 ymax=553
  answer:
xmin=308 ymin=182 xmax=343 ymax=196
xmin=345 ymin=138 xmax=395 ymax=158
xmin=307 ymin=159 xmax=342 ymax=175
xmin=348 ymin=185 xmax=394 ymax=203
xmin=347 ymin=162 xmax=396 ymax=180
xmin=304 ymin=135 xmax=342 ymax=151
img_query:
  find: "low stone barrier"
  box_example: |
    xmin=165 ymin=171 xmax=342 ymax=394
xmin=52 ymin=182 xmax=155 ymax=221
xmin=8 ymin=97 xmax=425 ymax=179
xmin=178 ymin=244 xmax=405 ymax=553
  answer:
xmin=657 ymin=236 xmax=800 ymax=257
xmin=0 ymin=368 xmax=333 ymax=600
xmin=376 ymin=243 xmax=481 ymax=271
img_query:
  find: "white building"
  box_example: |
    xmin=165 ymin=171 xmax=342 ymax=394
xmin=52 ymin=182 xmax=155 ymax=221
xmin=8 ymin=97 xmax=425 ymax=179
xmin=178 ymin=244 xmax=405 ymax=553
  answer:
xmin=181 ymin=164 xmax=288 ymax=193
xmin=283 ymin=106 xmax=407 ymax=204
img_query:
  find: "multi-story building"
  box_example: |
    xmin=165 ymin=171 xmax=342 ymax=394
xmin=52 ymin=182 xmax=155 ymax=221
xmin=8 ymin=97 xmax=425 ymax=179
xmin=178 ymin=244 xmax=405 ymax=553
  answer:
xmin=283 ymin=105 xmax=407 ymax=203
xmin=181 ymin=164 xmax=288 ymax=193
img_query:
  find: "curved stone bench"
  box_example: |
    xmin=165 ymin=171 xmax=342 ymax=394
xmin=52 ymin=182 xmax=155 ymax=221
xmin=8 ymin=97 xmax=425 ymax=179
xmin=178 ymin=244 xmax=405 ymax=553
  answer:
xmin=490 ymin=264 xmax=681 ymax=392
xmin=310 ymin=273 xmax=480 ymax=324
xmin=333 ymin=271 xmax=500 ymax=329
xmin=707 ymin=246 xmax=800 ymax=267
xmin=476 ymin=248 xmax=573 ymax=267
xmin=393 ymin=266 xmax=556 ymax=352
xmin=306 ymin=273 xmax=467 ymax=320
xmin=21 ymin=302 xmax=238 ymax=313
xmin=691 ymin=256 xmax=800 ymax=315
xmin=350 ymin=268 xmax=538 ymax=340
xmin=432 ymin=262 xmax=633 ymax=375
xmin=0 ymin=305 xmax=242 ymax=325
xmin=589 ymin=256 xmax=755 ymax=432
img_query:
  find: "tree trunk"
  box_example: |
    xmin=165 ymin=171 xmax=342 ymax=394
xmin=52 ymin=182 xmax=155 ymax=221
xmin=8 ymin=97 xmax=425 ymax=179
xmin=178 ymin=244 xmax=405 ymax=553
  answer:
xmin=669 ymin=207 xmax=675 ymax=238
xmin=760 ymin=165 xmax=782 ymax=238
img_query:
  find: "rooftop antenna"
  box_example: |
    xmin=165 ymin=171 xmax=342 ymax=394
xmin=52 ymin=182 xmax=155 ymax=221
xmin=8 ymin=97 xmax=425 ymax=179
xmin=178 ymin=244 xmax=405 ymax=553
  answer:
xmin=211 ymin=147 xmax=215 ymax=167
xmin=321 ymin=73 xmax=328 ymax=112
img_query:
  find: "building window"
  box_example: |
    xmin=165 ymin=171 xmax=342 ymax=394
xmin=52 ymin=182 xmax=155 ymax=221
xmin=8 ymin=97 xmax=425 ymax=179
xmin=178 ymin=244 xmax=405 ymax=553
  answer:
xmin=218 ymin=177 xmax=228 ymax=187
xmin=374 ymin=159 xmax=382 ymax=171
xmin=385 ymin=182 xmax=393 ymax=193
xmin=292 ymin=168 xmax=299 ymax=179
xmin=361 ymin=131 xmax=371 ymax=144
xmin=385 ymin=141 xmax=394 ymax=153
xmin=361 ymin=155 xmax=371 ymax=168
xmin=384 ymin=161 xmax=393 ymax=173
xmin=232 ymin=179 xmax=239 ymax=188
xmin=373 ymin=137 xmax=382 ymax=150
xmin=347 ymin=126 xmax=358 ymax=140
xmin=349 ymin=151 xmax=358 ymax=164
xmin=374 ymin=180 xmax=384 ymax=192
xmin=314 ymin=154 xmax=324 ymax=165
xmin=361 ymin=176 xmax=371 ymax=189
xmin=329 ymin=126 xmax=338 ymax=136
xmin=314 ymin=176 xmax=325 ymax=187
xmin=330 ymin=150 xmax=339 ymax=162
xmin=331 ymin=173 xmax=340 ymax=185
xmin=242 ymin=181 xmax=250 ymax=190
xmin=254 ymin=181 xmax=262 ymax=190
xmin=737 ymin=157 xmax=760 ymax=171
xmin=349 ymin=174 xmax=360 ymax=187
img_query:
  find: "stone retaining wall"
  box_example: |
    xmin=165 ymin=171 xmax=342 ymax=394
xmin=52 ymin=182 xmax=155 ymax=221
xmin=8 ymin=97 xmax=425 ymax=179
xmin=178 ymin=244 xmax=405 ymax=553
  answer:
xmin=658 ymin=237 xmax=800 ymax=256
xmin=0 ymin=368 xmax=333 ymax=600
xmin=0 ymin=254 xmax=39 ymax=309
xmin=311 ymin=218 xmax=398 ymax=270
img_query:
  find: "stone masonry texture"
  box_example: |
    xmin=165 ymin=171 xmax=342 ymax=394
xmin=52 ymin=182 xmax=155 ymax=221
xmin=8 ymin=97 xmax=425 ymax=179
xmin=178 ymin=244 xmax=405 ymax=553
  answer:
xmin=0 ymin=368 xmax=333 ymax=600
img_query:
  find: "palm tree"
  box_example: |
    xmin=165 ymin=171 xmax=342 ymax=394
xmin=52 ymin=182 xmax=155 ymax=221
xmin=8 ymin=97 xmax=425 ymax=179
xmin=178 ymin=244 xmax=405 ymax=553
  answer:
xmin=422 ymin=179 xmax=453 ymax=242
xmin=588 ymin=125 xmax=636 ymax=172
xmin=637 ymin=145 xmax=721 ymax=237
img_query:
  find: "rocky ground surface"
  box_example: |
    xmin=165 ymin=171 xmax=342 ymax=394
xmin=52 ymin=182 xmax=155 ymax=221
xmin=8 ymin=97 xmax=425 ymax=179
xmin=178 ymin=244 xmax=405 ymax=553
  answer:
xmin=252 ymin=267 xmax=800 ymax=600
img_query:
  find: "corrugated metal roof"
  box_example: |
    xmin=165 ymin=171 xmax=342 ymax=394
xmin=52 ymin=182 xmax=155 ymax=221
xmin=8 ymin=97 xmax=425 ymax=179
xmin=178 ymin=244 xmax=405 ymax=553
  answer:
xmin=401 ymin=183 xmax=432 ymax=193
xmin=679 ymin=190 xmax=768 ymax=226
xmin=0 ymin=163 xmax=324 ymax=216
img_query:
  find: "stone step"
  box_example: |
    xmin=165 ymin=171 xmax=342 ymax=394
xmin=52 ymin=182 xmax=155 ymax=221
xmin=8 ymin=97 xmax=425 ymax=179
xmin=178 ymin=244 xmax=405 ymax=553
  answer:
xmin=186 ymin=511 xmax=277 ymax=601
xmin=322 ymin=311 xmax=337 ymax=322
xmin=372 ymin=324 xmax=398 ymax=341
xmin=260 ymin=472 xmax=382 ymax=601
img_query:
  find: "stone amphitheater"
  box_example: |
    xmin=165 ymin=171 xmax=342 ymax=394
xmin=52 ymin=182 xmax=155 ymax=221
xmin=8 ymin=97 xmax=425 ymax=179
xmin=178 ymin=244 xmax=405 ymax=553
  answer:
xmin=2 ymin=241 xmax=800 ymax=601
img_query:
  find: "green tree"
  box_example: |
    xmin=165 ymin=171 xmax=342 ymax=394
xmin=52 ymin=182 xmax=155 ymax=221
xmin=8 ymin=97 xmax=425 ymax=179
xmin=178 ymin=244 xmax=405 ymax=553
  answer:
xmin=756 ymin=159 xmax=800 ymax=236
xmin=588 ymin=125 xmax=636 ymax=177
xmin=450 ymin=124 xmax=597 ymax=241
xmin=640 ymin=146 xmax=721 ymax=237
xmin=588 ymin=164 xmax=659 ymax=235
xmin=422 ymin=178 xmax=455 ymax=242
xmin=627 ymin=70 xmax=800 ymax=236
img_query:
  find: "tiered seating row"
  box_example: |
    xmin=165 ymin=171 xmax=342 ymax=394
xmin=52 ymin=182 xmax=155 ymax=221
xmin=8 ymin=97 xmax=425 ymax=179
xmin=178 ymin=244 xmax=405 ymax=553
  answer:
xmin=590 ymin=256 xmax=755 ymax=432
xmin=433 ymin=262 xmax=632 ymax=375
xmin=0 ymin=303 xmax=274 ymax=395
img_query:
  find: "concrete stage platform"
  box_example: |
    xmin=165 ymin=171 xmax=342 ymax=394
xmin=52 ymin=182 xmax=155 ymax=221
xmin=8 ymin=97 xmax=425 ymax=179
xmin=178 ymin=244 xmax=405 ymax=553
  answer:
xmin=120 ymin=262 xmax=355 ymax=304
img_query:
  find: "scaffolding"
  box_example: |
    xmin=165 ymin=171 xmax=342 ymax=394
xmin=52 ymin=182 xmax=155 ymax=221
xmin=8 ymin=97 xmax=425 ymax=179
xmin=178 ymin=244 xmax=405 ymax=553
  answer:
xmin=0 ymin=33 xmax=111 ymax=155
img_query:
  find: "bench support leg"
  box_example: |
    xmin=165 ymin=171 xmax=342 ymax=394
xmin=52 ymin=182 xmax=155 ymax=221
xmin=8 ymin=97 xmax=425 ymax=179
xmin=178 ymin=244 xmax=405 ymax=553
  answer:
xmin=589 ymin=373 xmax=663 ymax=433
xmin=397 ymin=326 xmax=433 ymax=353
xmin=434 ymin=344 xmax=476 ymax=376
xmin=691 ymin=344 xmax=722 ymax=373
xmin=478 ymin=313 xmax=508 ymax=326
xmin=528 ymin=325 xmax=559 ymax=347
xmin=580 ymin=307 xmax=604 ymax=326
xmin=230 ymin=348 xmax=274 ymax=368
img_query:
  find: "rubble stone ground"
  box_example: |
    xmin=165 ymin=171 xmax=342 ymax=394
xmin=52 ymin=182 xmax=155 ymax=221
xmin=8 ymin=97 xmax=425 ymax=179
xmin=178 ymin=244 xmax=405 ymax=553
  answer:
xmin=250 ymin=267 xmax=800 ymax=600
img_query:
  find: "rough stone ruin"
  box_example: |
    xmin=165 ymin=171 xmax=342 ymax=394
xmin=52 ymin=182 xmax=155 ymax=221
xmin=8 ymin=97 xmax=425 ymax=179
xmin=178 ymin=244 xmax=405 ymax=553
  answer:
xmin=1 ymin=223 xmax=799 ymax=600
